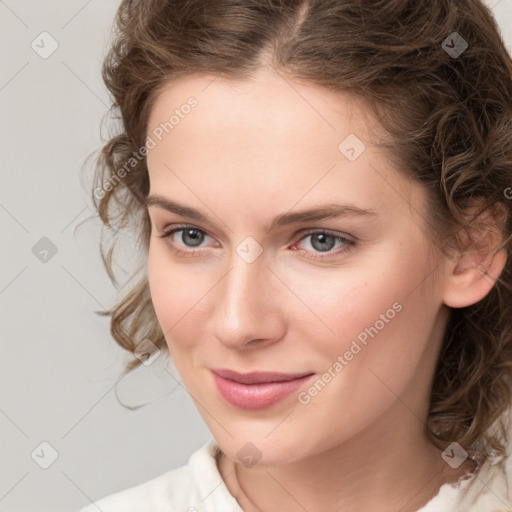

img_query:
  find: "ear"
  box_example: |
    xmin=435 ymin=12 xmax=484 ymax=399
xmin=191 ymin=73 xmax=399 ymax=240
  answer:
xmin=442 ymin=206 xmax=508 ymax=308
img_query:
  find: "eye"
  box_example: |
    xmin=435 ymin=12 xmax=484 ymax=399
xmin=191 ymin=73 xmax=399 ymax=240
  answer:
xmin=292 ymin=230 xmax=356 ymax=261
xmin=156 ymin=225 xmax=356 ymax=261
xmin=170 ymin=227 xmax=205 ymax=247
xmin=157 ymin=225 xmax=213 ymax=257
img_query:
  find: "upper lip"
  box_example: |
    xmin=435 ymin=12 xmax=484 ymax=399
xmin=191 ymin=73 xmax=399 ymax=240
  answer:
xmin=211 ymin=368 xmax=314 ymax=384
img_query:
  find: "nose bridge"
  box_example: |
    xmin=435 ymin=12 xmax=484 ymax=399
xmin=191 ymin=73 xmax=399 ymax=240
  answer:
xmin=212 ymin=245 xmax=280 ymax=348
xmin=222 ymin=251 xmax=266 ymax=328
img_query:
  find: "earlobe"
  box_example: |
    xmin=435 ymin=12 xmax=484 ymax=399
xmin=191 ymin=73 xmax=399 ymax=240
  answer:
xmin=442 ymin=235 xmax=507 ymax=309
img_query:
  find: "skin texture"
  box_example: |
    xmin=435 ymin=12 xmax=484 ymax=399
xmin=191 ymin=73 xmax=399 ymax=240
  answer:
xmin=145 ymin=67 xmax=505 ymax=511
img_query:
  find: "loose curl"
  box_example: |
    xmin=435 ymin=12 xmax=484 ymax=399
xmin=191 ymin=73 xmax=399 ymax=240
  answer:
xmin=85 ymin=0 xmax=512 ymax=461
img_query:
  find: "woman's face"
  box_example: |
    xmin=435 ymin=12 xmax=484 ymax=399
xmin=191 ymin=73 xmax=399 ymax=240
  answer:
xmin=145 ymin=67 xmax=452 ymax=465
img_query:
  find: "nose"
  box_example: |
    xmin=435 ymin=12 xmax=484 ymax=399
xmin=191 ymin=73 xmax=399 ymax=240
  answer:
xmin=211 ymin=248 xmax=286 ymax=350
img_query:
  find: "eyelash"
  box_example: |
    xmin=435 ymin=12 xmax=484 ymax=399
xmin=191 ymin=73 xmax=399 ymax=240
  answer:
xmin=156 ymin=224 xmax=356 ymax=261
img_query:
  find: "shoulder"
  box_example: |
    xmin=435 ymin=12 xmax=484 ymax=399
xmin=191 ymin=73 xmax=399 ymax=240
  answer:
xmin=458 ymin=399 xmax=512 ymax=511
xmin=419 ymin=402 xmax=512 ymax=512
xmin=78 ymin=438 xmax=242 ymax=512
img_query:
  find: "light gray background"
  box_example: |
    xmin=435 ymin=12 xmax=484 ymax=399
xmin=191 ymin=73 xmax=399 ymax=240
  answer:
xmin=1 ymin=1 xmax=511 ymax=511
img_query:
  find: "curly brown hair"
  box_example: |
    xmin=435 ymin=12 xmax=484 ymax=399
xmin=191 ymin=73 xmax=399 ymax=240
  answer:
xmin=85 ymin=0 xmax=512 ymax=461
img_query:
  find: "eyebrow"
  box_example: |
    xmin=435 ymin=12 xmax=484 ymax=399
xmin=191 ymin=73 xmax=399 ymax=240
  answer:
xmin=145 ymin=194 xmax=378 ymax=231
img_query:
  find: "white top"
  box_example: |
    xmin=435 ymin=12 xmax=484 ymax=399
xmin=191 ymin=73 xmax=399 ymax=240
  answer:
xmin=79 ymin=431 xmax=512 ymax=512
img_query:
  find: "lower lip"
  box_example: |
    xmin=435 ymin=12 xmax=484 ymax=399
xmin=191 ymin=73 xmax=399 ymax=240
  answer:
xmin=212 ymin=372 xmax=315 ymax=410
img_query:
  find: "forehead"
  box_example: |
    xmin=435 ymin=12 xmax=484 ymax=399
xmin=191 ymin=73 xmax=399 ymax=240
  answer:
xmin=147 ymin=68 xmax=374 ymax=156
xmin=144 ymin=69 xmax=427 ymax=229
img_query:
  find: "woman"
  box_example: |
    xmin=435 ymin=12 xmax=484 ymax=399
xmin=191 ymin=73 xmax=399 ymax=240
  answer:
xmin=80 ymin=0 xmax=512 ymax=510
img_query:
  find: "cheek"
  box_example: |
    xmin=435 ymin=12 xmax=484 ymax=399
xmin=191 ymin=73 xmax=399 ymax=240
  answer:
xmin=295 ymin=242 xmax=441 ymax=375
xmin=301 ymin=248 xmax=442 ymax=411
xmin=281 ymin=256 xmax=421 ymax=348
xmin=147 ymin=246 xmax=209 ymax=352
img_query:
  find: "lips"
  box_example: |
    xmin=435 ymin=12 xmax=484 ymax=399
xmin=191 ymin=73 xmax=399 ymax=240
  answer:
xmin=210 ymin=368 xmax=314 ymax=384
xmin=210 ymin=368 xmax=315 ymax=410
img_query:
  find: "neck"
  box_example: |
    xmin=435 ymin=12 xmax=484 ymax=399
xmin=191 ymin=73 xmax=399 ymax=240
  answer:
xmin=218 ymin=402 xmax=472 ymax=512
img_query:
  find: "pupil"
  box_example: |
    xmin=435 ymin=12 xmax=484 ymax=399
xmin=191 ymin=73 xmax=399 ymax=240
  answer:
xmin=312 ymin=233 xmax=335 ymax=252
xmin=183 ymin=229 xmax=203 ymax=247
